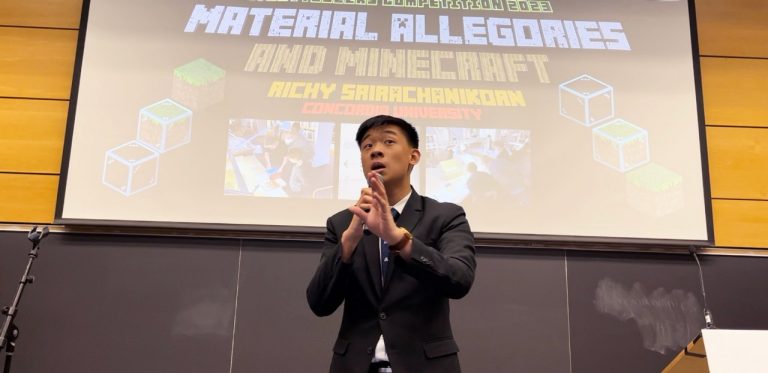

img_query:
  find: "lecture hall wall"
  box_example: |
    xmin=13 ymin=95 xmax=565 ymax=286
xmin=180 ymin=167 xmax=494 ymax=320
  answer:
xmin=1 ymin=0 xmax=767 ymax=251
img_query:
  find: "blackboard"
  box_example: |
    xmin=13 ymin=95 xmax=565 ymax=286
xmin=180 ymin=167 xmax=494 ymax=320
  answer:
xmin=2 ymin=231 xmax=768 ymax=373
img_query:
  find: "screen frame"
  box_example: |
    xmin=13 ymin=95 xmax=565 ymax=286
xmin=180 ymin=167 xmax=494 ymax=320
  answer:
xmin=55 ymin=0 xmax=714 ymax=247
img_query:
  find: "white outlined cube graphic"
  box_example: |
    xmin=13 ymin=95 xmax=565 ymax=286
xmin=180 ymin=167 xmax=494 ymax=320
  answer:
xmin=103 ymin=141 xmax=160 ymax=196
xmin=137 ymin=99 xmax=193 ymax=153
xmin=626 ymin=163 xmax=683 ymax=216
xmin=592 ymin=119 xmax=650 ymax=172
xmin=559 ymin=74 xmax=614 ymax=126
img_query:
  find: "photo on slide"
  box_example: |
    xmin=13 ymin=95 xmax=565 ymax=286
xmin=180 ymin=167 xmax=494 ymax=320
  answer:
xmin=224 ymin=119 xmax=336 ymax=199
xmin=425 ymin=127 xmax=531 ymax=210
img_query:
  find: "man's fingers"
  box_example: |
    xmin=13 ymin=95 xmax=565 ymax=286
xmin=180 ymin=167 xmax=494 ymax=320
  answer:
xmin=348 ymin=205 xmax=368 ymax=221
xmin=356 ymin=198 xmax=373 ymax=212
xmin=359 ymin=187 xmax=372 ymax=198
xmin=369 ymin=173 xmax=383 ymax=192
xmin=356 ymin=188 xmax=373 ymax=210
xmin=372 ymin=191 xmax=389 ymax=214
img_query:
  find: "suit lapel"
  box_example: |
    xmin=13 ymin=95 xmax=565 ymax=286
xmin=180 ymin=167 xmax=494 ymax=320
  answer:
xmin=383 ymin=190 xmax=423 ymax=289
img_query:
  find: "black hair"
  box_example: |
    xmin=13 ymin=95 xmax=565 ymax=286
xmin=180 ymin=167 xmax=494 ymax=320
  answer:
xmin=355 ymin=115 xmax=419 ymax=149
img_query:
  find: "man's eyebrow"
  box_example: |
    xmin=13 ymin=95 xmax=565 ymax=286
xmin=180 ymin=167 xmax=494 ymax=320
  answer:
xmin=361 ymin=128 xmax=399 ymax=142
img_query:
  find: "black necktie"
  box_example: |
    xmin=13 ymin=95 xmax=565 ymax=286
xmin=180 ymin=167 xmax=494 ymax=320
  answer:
xmin=380 ymin=208 xmax=400 ymax=284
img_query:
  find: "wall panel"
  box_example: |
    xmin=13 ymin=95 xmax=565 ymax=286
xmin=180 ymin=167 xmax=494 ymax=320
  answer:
xmin=0 ymin=27 xmax=78 ymax=99
xmin=0 ymin=98 xmax=68 ymax=173
xmin=0 ymin=173 xmax=58 ymax=223
xmin=712 ymin=199 xmax=768 ymax=248
xmin=696 ymin=0 xmax=768 ymax=58
xmin=701 ymin=57 xmax=768 ymax=127
xmin=707 ymin=126 xmax=768 ymax=200
xmin=0 ymin=0 xmax=82 ymax=29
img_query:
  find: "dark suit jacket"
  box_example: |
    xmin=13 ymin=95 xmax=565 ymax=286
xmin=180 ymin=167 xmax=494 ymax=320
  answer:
xmin=307 ymin=189 xmax=476 ymax=373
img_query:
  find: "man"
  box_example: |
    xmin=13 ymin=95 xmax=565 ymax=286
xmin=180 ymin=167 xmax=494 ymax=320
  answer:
xmin=307 ymin=115 xmax=477 ymax=373
xmin=284 ymin=146 xmax=309 ymax=197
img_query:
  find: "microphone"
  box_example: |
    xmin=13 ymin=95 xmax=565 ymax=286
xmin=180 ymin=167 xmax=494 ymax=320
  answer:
xmin=689 ymin=245 xmax=715 ymax=329
xmin=367 ymin=171 xmax=384 ymax=187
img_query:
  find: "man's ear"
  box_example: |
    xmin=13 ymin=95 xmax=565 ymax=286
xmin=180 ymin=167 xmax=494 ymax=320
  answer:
xmin=410 ymin=148 xmax=421 ymax=166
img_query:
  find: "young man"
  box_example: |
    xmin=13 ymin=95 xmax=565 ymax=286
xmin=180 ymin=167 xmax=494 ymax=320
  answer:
xmin=307 ymin=115 xmax=477 ymax=373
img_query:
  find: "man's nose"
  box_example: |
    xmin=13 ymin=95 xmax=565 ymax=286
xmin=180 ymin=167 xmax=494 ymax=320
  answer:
xmin=370 ymin=142 xmax=384 ymax=155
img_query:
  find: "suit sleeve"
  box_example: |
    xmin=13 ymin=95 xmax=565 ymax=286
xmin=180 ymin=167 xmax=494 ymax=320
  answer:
xmin=306 ymin=217 xmax=352 ymax=317
xmin=401 ymin=204 xmax=476 ymax=299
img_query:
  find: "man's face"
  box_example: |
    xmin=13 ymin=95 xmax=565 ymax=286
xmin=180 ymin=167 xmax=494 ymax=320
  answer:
xmin=359 ymin=124 xmax=420 ymax=184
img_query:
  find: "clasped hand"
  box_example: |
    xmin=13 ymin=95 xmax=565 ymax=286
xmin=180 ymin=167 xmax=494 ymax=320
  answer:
xmin=340 ymin=172 xmax=403 ymax=262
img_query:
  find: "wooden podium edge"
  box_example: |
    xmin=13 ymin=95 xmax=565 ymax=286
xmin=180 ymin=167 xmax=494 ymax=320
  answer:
xmin=662 ymin=333 xmax=708 ymax=373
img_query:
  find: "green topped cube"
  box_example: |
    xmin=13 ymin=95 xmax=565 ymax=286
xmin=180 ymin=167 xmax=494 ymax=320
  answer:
xmin=592 ymin=118 xmax=650 ymax=172
xmin=172 ymin=58 xmax=227 ymax=110
xmin=596 ymin=119 xmax=644 ymax=142
xmin=138 ymin=98 xmax=193 ymax=153
xmin=626 ymin=163 xmax=682 ymax=192
xmin=625 ymin=162 xmax=684 ymax=216
xmin=144 ymin=99 xmax=190 ymax=121
xmin=174 ymin=58 xmax=226 ymax=87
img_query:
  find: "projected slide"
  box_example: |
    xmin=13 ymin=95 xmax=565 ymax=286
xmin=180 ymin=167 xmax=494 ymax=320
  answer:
xmin=60 ymin=0 xmax=709 ymax=242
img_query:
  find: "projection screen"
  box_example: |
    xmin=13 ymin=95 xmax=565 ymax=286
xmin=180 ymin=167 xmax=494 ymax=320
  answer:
xmin=57 ymin=0 xmax=711 ymax=243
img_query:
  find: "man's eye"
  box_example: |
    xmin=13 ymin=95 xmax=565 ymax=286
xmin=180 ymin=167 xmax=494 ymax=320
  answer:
xmin=385 ymin=140 xmax=395 ymax=144
xmin=363 ymin=143 xmax=372 ymax=149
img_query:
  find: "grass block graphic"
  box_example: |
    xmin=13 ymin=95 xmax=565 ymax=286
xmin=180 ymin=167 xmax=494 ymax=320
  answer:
xmin=626 ymin=163 xmax=683 ymax=216
xmin=593 ymin=119 xmax=650 ymax=172
xmin=103 ymin=141 xmax=160 ymax=196
xmin=137 ymin=98 xmax=192 ymax=153
xmin=559 ymin=74 xmax=614 ymax=126
xmin=172 ymin=58 xmax=226 ymax=110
